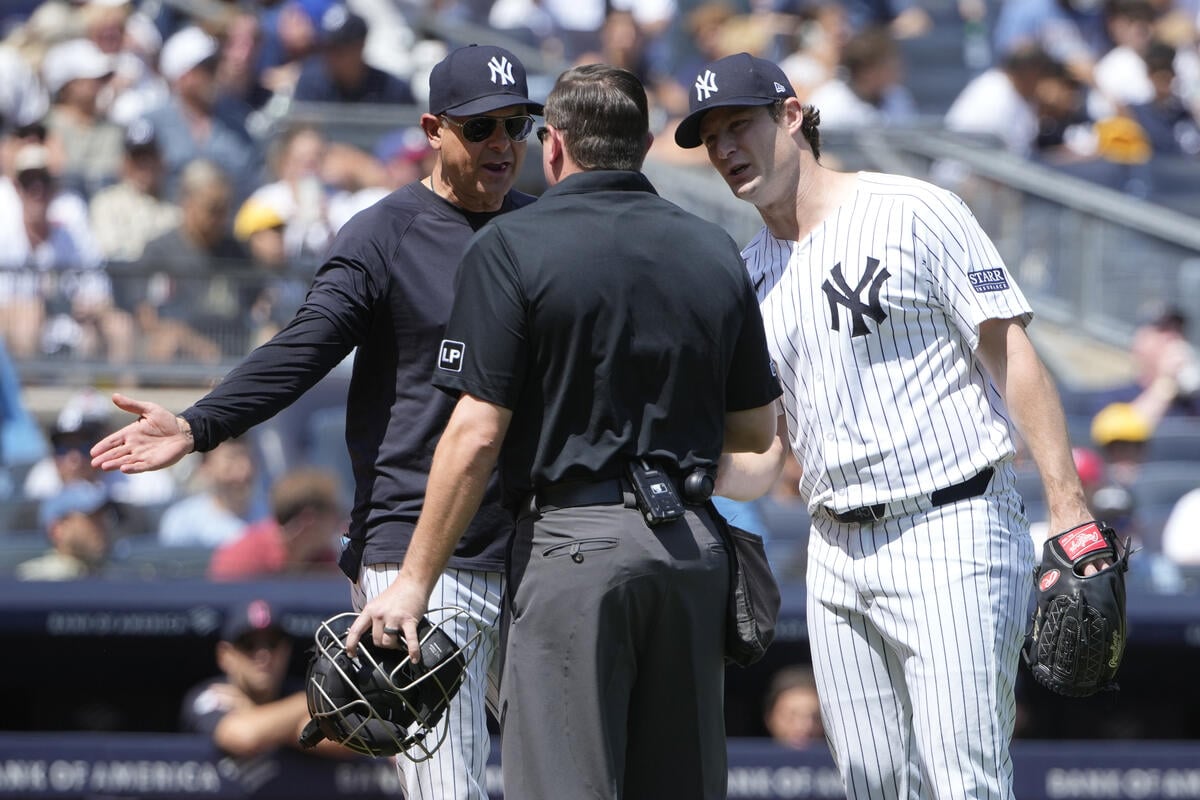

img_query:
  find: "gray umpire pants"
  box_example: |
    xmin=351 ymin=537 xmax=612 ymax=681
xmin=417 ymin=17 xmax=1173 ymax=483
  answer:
xmin=500 ymin=499 xmax=730 ymax=799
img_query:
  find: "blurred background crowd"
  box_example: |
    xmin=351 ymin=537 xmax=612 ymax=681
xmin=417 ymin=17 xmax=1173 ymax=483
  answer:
xmin=0 ymin=0 xmax=1198 ymax=750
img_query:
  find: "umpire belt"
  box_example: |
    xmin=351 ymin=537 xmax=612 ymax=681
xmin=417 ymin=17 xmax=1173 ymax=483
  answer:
xmin=529 ymin=478 xmax=632 ymax=514
xmin=823 ymin=466 xmax=995 ymax=524
xmin=529 ymin=473 xmax=707 ymax=514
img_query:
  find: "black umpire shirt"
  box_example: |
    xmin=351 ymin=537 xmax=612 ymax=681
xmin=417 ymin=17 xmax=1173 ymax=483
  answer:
xmin=181 ymin=182 xmax=534 ymax=576
xmin=433 ymin=170 xmax=781 ymax=510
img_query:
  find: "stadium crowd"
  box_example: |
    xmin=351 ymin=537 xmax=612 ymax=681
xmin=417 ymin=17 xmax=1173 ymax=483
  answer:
xmin=0 ymin=0 xmax=1197 ymax=754
xmin=0 ymin=10 xmax=1192 ymax=500
xmin=0 ymin=0 xmax=1194 ymax=571
xmin=0 ymin=0 xmax=1195 ymax=366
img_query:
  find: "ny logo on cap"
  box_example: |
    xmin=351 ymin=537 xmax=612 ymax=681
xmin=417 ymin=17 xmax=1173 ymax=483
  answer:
xmin=488 ymin=56 xmax=515 ymax=86
xmin=695 ymin=69 xmax=718 ymax=102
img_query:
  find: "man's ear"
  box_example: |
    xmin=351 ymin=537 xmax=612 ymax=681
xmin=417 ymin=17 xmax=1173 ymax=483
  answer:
xmin=420 ymin=113 xmax=443 ymax=150
xmin=782 ymin=97 xmax=806 ymax=136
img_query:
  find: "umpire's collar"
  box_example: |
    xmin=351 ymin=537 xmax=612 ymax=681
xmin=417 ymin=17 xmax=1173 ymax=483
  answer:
xmin=541 ymin=170 xmax=658 ymax=199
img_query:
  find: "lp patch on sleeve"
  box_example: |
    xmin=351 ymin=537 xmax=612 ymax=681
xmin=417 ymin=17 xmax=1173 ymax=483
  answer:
xmin=438 ymin=340 xmax=465 ymax=372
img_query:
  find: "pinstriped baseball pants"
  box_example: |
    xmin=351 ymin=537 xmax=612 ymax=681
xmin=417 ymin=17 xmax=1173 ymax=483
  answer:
xmin=806 ymin=460 xmax=1035 ymax=800
xmin=353 ymin=564 xmax=503 ymax=800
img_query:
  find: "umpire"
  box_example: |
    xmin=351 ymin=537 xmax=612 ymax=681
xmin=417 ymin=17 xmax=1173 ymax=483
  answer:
xmin=347 ymin=64 xmax=781 ymax=798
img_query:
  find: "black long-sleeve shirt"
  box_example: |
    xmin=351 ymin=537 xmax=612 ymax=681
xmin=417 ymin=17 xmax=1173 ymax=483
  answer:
xmin=183 ymin=181 xmax=534 ymax=576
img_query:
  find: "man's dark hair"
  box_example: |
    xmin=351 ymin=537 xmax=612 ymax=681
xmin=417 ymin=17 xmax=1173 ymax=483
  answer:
xmin=768 ymin=99 xmax=822 ymax=160
xmin=544 ymin=64 xmax=649 ymax=171
xmin=1143 ymin=39 xmax=1176 ymax=75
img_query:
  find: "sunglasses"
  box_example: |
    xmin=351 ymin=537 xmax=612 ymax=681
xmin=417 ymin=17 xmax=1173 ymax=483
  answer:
xmin=442 ymin=114 xmax=535 ymax=143
xmin=536 ymin=125 xmax=567 ymax=144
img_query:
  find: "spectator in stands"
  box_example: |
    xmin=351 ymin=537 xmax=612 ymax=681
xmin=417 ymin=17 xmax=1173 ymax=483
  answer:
xmin=489 ymin=0 xmax=604 ymax=61
xmin=778 ymin=0 xmax=851 ymax=103
xmin=0 ymin=338 xmax=49 ymax=489
xmin=158 ymin=438 xmax=266 ymax=548
xmin=16 ymin=480 xmax=114 ymax=580
xmin=945 ymin=44 xmax=1058 ymax=156
xmin=99 ymin=2 xmax=170 ymax=128
xmin=670 ymin=2 xmax=738 ymax=107
xmin=0 ymin=45 xmax=50 ymax=135
xmin=215 ymin=8 xmax=272 ymax=112
xmin=1088 ymin=0 xmax=1159 ymax=119
xmin=40 ymin=37 xmax=123 ymax=198
xmin=372 ymin=125 xmax=435 ymax=191
xmin=574 ymin=9 xmax=660 ymax=109
xmin=23 ymin=387 xmax=176 ymax=515
xmin=1090 ymin=480 xmax=1187 ymax=591
xmin=0 ymin=141 xmax=132 ymax=363
xmin=805 ymin=25 xmax=918 ymax=129
xmin=239 ymin=123 xmax=337 ymax=270
xmin=1130 ymin=40 xmax=1200 ymax=156
xmin=1091 ymin=401 xmax=1153 ymax=487
xmin=1128 ymin=304 xmax=1200 ymax=420
xmin=763 ymin=665 xmax=825 ymax=749
xmin=138 ymin=158 xmax=254 ymax=362
xmin=181 ymin=598 xmax=349 ymax=758
xmin=1162 ymin=485 xmax=1200 ymax=566
xmin=209 ymin=466 xmax=343 ymax=580
xmin=1029 ymin=55 xmax=1095 ymax=158
xmin=147 ymin=26 xmax=263 ymax=205
xmin=233 ymin=197 xmax=296 ymax=344
xmin=253 ymin=0 xmax=321 ymax=96
xmin=833 ymin=0 xmax=933 ymax=40
xmin=292 ymin=5 xmax=415 ymax=105
xmin=89 ymin=118 xmax=181 ymax=264
xmin=992 ymin=0 xmax=1111 ymax=84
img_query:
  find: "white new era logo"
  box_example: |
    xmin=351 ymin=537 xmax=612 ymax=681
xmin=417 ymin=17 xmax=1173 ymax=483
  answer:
xmin=695 ymin=69 xmax=718 ymax=101
xmin=488 ymin=56 xmax=515 ymax=86
xmin=774 ymin=82 xmax=786 ymax=93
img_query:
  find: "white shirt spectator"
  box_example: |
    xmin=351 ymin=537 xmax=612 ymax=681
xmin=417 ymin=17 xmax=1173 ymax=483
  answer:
xmin=946 ymin=68 xmax=1040 ymax=156
xmin=0 ymin=45 xmax=50 ymax=128
xmin=806 ymin=77 xmax=916 ymax=129
xmin=1089 ymin=45 xmax=1154 ymax=119
xmin=1163 ymin=488 xmax=1200 ymax=566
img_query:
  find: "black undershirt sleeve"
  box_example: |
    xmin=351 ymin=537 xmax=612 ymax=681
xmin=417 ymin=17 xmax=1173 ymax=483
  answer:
xmin=180 ymin=309 xmax=355 ymax=452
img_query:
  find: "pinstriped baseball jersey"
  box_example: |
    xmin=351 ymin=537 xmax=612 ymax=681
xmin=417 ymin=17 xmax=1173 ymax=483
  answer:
xmin=743 ymin=172 xmax=1033 ymax=514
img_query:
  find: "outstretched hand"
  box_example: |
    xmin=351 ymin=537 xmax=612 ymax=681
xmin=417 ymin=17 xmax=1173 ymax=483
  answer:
xmin=90 ymin=392 xmax=195 ymax=473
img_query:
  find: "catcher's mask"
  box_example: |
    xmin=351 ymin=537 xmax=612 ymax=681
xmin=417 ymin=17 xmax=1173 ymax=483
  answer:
xmin=298 ymin=608 xmax=481 ymax=760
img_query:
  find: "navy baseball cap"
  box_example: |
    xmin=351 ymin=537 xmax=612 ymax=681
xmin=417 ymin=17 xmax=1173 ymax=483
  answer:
xmin=428 ymin=44 xmax=543 ymax=117
xmin=221 ymin=599 xmax=285 ymax=643
xmin=674 ymin=52 xmax=796 ymax=149
xmin=318 ymin=4 xmax=368 ymax=48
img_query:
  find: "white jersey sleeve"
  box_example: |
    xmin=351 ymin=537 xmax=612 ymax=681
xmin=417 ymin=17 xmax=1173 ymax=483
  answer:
xmin=917 ymin=186 xmax=1033 ymax=350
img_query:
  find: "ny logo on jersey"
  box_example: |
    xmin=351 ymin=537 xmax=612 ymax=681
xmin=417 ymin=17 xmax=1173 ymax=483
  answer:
xmin=488 ymin=56 xmax=515 ymax=86
xmin=822 ymin=258 xmax=890 ymax=337
xmin=695 ymin=69 xmax=718 ymax=101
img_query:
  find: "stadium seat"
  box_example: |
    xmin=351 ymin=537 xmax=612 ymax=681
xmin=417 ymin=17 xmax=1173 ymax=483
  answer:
xmin=1146 ymin=417 xmax=1200 ymax=463
xmin=106 ymin=534 xmax=214 ymax=580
